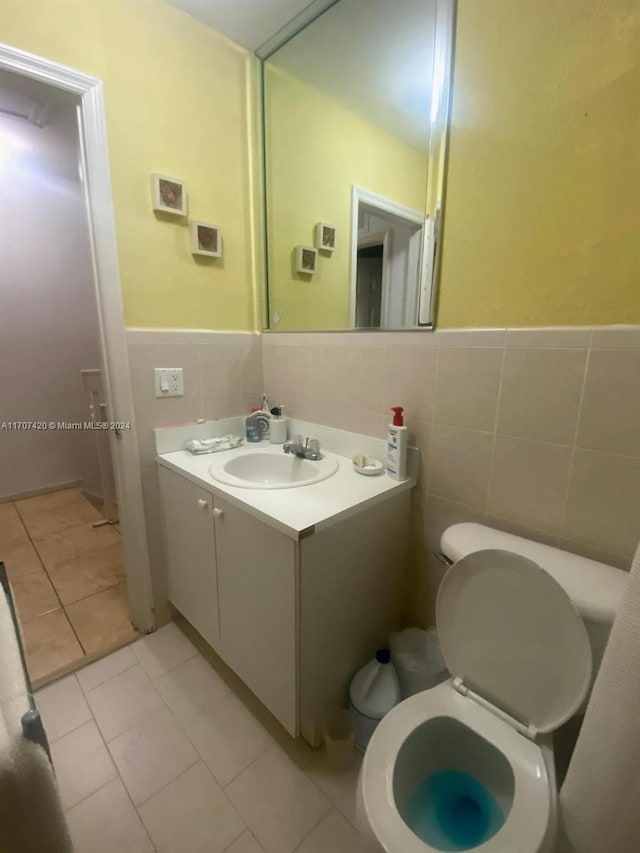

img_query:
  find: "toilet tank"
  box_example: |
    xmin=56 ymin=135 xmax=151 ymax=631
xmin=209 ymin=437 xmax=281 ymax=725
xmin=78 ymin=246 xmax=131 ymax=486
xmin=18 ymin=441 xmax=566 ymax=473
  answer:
xmin=439 ymin=523 xmax=628 ymax=689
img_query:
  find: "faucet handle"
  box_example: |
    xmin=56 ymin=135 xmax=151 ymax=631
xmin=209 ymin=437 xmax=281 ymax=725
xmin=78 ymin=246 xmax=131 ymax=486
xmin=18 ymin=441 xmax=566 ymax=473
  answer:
xmin=308 ymin=439 xmax=322 ymax=458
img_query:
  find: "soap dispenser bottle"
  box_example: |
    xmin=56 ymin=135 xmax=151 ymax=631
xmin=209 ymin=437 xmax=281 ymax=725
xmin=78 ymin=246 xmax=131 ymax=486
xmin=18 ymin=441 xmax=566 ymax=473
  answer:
xmin=269 ymin=406 xmax=288 ymax=444
xmin=246 ymin=408 xmax=262 ymax=443
xmin=387 ymin=406 xmax=408 ymax=480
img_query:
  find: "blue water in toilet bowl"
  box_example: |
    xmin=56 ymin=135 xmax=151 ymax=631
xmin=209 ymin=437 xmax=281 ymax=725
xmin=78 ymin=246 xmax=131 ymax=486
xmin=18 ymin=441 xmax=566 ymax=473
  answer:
xmin=404 ymin=769 xmax=505 ymax=851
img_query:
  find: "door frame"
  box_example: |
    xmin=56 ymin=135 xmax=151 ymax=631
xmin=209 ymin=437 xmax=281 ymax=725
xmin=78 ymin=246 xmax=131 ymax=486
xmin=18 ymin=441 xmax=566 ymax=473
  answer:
xmin=349 ymin=185 xmax=428 ymax=328
xmin=0 ymin=43 xmax=155 ymax=633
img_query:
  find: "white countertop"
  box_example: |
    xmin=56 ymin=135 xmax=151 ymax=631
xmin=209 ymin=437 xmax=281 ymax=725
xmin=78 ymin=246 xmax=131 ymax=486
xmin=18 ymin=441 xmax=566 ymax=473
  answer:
xmin=156 ymin=443 xmax=415 ymax=540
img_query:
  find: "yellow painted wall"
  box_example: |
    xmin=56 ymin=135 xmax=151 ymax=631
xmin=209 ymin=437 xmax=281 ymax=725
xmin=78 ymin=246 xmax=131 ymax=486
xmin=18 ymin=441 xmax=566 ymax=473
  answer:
xmin=265 ymin=65 xmax=429 ymax=330
xmin=0 ymin=0 xmax=260 ymax=330
xmin=439 ymin=0 xmax=640 ymax=327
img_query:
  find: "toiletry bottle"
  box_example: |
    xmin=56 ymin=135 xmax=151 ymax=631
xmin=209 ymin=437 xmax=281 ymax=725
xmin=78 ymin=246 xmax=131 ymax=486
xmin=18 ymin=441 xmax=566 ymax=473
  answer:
xmin=246 ymin=408 xmax=262 ymax=443
xmin=269 ymin=406 xmax=288 ymax=444
xmin=387 ymin=406 xmax=408 ymax=480
xmin=250 ymin=393 xmax=271 ymax=439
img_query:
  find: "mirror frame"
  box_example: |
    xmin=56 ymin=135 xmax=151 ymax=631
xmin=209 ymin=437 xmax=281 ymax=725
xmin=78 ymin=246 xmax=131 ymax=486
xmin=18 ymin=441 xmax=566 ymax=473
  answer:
xmin=258 ymin=0 xmax=457 ymax=333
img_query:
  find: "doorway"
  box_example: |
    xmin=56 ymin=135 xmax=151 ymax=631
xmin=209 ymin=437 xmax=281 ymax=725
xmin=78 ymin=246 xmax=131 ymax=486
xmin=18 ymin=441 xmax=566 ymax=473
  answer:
xmin=350 ymin=186 xmax=432 ymax=328
xmin=0 ymin=45 xmax=153 ymax=687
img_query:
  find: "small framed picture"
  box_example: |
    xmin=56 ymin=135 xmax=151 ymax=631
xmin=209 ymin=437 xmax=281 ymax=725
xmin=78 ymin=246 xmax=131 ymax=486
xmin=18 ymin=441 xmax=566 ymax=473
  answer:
xmin=314 ymin=222 xmax=336 ymax=252
xmin=151 ymin=173 xmax=187 ymax=216
xmin=295 ymin=245 xmax=317 ymax=274
xmin=190 ymin=221 xmax=222 ymax=257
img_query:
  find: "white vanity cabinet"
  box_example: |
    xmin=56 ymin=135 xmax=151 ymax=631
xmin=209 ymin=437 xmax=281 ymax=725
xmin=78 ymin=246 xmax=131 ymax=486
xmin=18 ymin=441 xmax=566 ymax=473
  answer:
xmin=158 ymin=460 xmax=411 ymax=746
xmin=158 ymin=466 xmax=220 ymax=650
xmin=213 ymin=496 xmax=298 ymax=735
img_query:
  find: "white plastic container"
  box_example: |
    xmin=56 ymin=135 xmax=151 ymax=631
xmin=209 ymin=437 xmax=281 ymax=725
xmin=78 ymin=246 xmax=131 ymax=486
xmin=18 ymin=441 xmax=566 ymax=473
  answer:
xmin=386 ymin=406 xmax=408 ymax=480
xmin=269 ymin=407 xmax=288 ymax=444
xmin=322 ymin=708 xmax=355 ymax=769
xmin=349 ymin=649 xmax=401 ymax=749
xmin=390 ymin=627 xmax=448 ymax=699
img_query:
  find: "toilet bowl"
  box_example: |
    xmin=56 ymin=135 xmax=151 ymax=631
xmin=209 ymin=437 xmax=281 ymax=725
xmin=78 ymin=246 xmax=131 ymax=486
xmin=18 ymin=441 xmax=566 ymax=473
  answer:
xmin=357 ymin=547 xmax=593 ymax=853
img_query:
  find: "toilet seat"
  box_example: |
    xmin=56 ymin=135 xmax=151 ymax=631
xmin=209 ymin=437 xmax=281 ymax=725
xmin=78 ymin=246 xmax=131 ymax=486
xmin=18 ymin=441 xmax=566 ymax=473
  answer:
xmin=358 ymin=549 xmax=594 ymax=853
xmin=360 ymin=681 xmax=553 ymax=853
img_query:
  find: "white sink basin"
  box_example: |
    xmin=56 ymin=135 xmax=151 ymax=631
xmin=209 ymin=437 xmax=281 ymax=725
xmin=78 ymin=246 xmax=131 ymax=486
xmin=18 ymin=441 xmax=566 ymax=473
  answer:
xmin=209 ymin=449 xmax=339 ymax=490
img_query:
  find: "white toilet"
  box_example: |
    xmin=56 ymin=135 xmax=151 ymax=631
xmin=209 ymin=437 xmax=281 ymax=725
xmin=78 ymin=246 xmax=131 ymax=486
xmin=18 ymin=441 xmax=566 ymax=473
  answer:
xmin=357 ymin=524 xmax=628 ymax=853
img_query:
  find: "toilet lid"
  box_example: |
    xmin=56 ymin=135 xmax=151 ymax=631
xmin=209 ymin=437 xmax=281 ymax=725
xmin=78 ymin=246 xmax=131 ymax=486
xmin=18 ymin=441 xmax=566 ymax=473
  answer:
xmin=436 ymin=549 xmax=592 ymax=734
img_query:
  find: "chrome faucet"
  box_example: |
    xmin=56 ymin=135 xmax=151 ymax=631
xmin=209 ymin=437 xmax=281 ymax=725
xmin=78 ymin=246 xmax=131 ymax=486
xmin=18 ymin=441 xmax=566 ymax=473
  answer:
xmin=283 ymin=436 xmax=323 ymax=460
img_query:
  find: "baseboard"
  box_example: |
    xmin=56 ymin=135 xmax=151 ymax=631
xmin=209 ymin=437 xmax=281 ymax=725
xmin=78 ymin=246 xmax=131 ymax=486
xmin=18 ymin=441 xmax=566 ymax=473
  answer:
xmin=0 ymin=479 xmax=83 ymax=504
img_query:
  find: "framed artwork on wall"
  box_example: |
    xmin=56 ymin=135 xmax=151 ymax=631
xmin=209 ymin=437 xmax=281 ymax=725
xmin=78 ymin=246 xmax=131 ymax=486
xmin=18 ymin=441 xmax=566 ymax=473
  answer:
xmin=295 ymin=245 xmax=317 ymax=274
xmin=190 ymin=221 xmax=222 ymax=257
xmin=151 ymin=173 xmax=187 ymax=216
xmin=314 ymin=222 xmax=336 ymax=252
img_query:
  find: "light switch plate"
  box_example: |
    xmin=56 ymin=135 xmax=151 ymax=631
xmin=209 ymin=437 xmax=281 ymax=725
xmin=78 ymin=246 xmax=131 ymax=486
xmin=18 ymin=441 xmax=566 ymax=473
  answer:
xmin=154 ymin=368 xmax=184 ymax=398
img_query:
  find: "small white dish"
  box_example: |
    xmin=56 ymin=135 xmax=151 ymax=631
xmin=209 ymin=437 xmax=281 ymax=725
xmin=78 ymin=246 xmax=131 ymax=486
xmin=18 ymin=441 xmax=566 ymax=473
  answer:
xmin=352 ymin=456 xmax=385 ymax=476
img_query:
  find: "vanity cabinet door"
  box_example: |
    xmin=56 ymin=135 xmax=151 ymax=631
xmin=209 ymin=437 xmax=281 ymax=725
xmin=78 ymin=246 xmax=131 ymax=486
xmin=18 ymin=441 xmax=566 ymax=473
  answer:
xmin=214 ymin=497 xmax=298 ymax=735
xmin=158 ymin=466 xmax=220 ymax=649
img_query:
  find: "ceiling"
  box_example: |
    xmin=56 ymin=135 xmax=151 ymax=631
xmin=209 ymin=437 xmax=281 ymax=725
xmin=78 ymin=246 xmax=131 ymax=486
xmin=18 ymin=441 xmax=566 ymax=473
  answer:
xmin=164 ymin=0 xmax=437 ymax=153
xmin=163 ymin=0 xmax=336 ymax=51
xmin=267 ymin=0 xmax=436 ymax=152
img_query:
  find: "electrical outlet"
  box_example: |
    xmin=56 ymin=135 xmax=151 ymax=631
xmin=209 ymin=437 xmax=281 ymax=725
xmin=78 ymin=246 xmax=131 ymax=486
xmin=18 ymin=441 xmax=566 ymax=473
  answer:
xmin=154 ymin=368 xmax=184 ymax=398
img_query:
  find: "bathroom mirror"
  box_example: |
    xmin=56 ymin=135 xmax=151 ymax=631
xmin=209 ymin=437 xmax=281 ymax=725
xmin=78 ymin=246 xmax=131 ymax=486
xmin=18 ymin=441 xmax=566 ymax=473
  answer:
xmin=260 ymin=0 xmax=455 ymax=331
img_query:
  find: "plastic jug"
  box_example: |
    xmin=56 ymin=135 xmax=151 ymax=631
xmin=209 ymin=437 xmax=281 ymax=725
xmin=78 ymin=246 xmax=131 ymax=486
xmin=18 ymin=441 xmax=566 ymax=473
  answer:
xmin=349 ymin=649 xmax=400 ymax=749
xmin=390 ymin=627 xmax=448 ymax=699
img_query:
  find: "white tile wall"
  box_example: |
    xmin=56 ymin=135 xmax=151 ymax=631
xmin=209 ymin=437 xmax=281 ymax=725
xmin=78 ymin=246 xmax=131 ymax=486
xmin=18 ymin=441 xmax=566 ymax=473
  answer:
xmin=263 ymin=326 xmax=640 ymax=621
xmin=126 ymin=330 xmax=263 ymax=622
xmin=125 ymin=325 xmax=640 ymax=626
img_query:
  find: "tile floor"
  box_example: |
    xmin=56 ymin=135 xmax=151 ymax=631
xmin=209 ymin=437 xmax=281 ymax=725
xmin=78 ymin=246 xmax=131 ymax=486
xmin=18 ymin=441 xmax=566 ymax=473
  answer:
xmin=36 ymin=622 xmax=375 ymax=853
xmin=0 ymin=488 xmax=135 ymax=685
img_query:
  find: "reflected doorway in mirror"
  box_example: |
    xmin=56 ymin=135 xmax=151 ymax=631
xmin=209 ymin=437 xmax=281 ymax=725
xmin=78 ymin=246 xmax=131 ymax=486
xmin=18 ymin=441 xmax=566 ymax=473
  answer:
xmin=351 ymin=186 xmax=435 ymax=329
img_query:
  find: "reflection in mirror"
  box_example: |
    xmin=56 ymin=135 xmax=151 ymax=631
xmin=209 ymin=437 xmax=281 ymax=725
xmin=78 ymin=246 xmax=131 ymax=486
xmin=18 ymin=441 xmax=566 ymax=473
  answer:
xmin=262 ymin=0 xmax=454 ymax=331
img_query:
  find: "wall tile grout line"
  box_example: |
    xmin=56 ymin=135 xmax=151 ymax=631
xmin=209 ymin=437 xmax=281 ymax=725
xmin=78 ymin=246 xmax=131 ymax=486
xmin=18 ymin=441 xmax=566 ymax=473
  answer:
xmin=560 ymin=344 xmax=594 ymax=532
xmin=483 ymin=342 xmax=508 ymax=518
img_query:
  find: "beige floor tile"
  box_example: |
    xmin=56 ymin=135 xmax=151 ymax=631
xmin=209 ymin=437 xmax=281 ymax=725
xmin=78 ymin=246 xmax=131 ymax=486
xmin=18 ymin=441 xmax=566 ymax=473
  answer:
xmin=22 ymin=609 xmax=84 ymax=682
xmin=65 ymin=582 xmax=135 ymax=655
xmin=46 ymin=541 xmax=125 ymax=605
xmin=32 ymin=521 xmax=121 ymax=570
xmin=17 ymin=493 xmax=102 ymax=537
xmin=226 ymin=745 xmax=331 ymax=853
xmin=226 ymin=832 xmax=266 ymax=853
xmin=131 ymin=622 xmax=199 ymax=680
xmin=108 ymin=706 xmax=199 ymax=805
xmin=186 ymin=692 xmax=274 ymax=786
xmin=295 ymin=808 xmax=375 ymax=853
xmin=76 ymin=645 xmax=138 ymax=693
xmin=11 ymin=568 xmax=60 ymax=622
xmin=0 ymin=501 xmax=28 ymax=544
xmin=305 ymin=748 xmax=362 ymax=827
xmin=0 ymin=537 xmax=43 ymax=580
xmin=139 ymin=761 xmax=246 ymax=853
xmin=15 ymin=488 xmax=83 ymax=514
xmin=50 ymin=720 xmax=118 ymax=810
xmin=0 ymin=501 xmax=17 ymax=519
xmin=65 ymin=777 xmax=154 ymax=853
xmin=0 ymin=504 xmax=43 ymax=580
xmin=35 ymin=674 xmax=91 ymax=742
xmin=155 ymin=654 xmax=230 ymax=726
xmin=86 ymin=664 xmax=166 ymax=742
